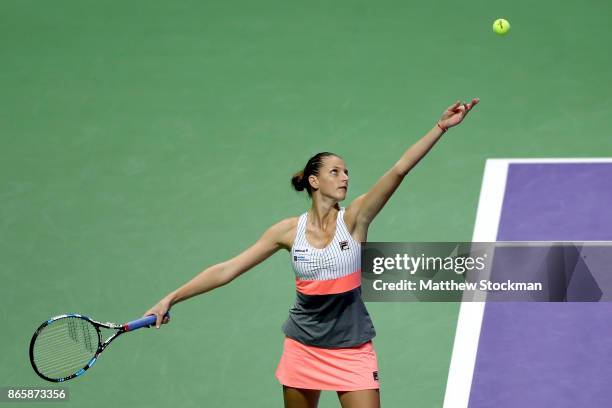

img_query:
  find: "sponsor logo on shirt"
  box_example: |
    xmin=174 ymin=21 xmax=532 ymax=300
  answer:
xmin=339 ymin=241 xmax=349 ymax=251
xmin=294 ymin=248 xmax=310 ymax=262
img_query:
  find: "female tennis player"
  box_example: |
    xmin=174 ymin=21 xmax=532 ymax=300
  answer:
xmin=144 ymin=98 xmax=479 ymax=408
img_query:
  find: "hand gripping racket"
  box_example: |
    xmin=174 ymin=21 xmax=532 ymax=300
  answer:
xmin=29 ymin=313 xmax=168 ymax=382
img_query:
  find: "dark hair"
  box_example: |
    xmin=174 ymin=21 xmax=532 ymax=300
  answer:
xmin=291 ymin=152 xmax=340 ymax=196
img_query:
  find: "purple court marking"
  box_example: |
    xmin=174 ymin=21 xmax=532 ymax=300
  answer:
xmin=499 ymin=163 xmax=612 ymax=241
xmin=468 ymin=163 xmax=612 ymax=408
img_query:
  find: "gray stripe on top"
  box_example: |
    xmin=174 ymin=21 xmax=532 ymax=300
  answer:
xmin=282 ymin=287 xmax=376 ymax=348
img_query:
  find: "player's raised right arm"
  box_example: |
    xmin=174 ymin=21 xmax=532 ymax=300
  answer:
xmin=144 ymin=218 xmax=296 ymax=327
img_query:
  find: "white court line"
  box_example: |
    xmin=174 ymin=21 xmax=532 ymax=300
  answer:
xmin=442 ymin=159 xmax=509 ymax=408
xmin=442 ymin=157 xmax=612 ymax=408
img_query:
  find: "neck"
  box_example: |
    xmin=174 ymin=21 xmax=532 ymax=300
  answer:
xmin=309 ymin=198 xmax=340 ymax=230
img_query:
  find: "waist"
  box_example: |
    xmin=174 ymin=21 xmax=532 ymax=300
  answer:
xmin=282 ymin=286 xmax=376 ymax=348
xmin=295 ymin=270 xmax=361 ymax=295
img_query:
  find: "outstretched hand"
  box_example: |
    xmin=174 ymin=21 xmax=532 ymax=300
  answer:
xmin=438 ymin=98 xmax=479 ymax=130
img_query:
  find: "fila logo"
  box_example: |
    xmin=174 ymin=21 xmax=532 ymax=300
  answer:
xmin=373 ymin=371 xmax=379 ymax=381
xmin=339 ymin=241 xmax=349 ymax=251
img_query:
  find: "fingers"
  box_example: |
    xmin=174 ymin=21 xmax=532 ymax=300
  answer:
xmin=143 ymin=300 xmax=173 ymax=329
xmin=466 ymin=98 xmax=479 ymax=112
xmin=451 ymin=104 xmax=468 ymax=116
xmin=449 ymin=98 xmax=479 ymax=114
xmin=469 ymin=98 xmax=480 ymax=108
xmin=143 ymin=309 xmax=169 ymax=329
xmin=155 ymin=311 xmax=171 ymax=328
xmin=447 ymin=101 xmax=461 ymax=112
xmin=461 ymin=97 xmax=480 ymax=116
xmin=156 ymin=311 xmax=172 ymax=328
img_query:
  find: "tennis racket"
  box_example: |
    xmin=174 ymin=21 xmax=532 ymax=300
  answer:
xmin=29 ymin=313 xmax=168 ymax=382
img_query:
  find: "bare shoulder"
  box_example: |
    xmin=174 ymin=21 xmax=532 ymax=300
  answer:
xmin=266 ymin=217 xmax=299 ymax=250
xmin=270 ymin=217 xmax=299 ymax=234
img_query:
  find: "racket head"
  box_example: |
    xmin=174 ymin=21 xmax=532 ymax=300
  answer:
xmin=29 ymin=314 xmax=102 ymax=382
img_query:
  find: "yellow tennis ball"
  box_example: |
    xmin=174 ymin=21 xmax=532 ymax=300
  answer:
xmin=492 ymin=18 xmax=510 ymax=35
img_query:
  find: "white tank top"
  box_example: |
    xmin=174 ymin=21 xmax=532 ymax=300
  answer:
xmin=290 ymin=207 xmax=361 ymax=281
xmin=283 ymin=207 xmax=376 ymax=348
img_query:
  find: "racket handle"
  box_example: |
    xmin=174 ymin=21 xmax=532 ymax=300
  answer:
xmin=124 ymin=313 xmax=169 ymax=331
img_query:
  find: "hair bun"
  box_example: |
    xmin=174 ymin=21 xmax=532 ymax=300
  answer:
xmin=291 ymin=171 xmax=305 ymax=192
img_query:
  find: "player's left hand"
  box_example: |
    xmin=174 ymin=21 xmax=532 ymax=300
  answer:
xmin=438 ymin=98 xmax=479 ymax=130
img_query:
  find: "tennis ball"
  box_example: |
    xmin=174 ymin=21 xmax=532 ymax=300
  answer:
xmin=492 ymin=18 xmax=510 ymax=35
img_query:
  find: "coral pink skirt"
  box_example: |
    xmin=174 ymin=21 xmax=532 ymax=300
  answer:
xmin=275 ymin=337 xmax=380 ymax=391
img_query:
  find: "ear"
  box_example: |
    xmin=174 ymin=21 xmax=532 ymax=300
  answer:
xmin=308 ymin=174 xmax=319 ymax=190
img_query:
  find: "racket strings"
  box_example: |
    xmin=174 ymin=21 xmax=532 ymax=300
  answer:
xmin=32 ymin=317 xmax=99 ymax=379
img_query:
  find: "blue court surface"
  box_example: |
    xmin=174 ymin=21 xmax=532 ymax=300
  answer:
xmin=444 ymin=159 xmax=612 ymax=408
